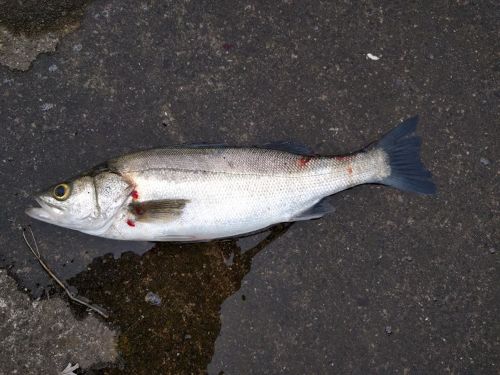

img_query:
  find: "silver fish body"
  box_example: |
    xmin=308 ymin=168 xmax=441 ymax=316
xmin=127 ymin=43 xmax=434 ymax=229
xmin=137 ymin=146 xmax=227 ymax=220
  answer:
xmin=26 ymin=117 xmax=435 ymax=241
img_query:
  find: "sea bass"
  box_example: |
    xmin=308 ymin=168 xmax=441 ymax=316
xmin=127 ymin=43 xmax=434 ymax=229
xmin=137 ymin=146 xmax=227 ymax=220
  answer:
xmin=26 ymin=117 xmax=435 ymax=241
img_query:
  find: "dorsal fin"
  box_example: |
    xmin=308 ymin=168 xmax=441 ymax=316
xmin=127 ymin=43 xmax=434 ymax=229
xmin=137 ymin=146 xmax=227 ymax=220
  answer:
xmin=180 ymin=143 xmax=228 ymax=148
xmin=261 ymin=141 xmax=314 ymax=155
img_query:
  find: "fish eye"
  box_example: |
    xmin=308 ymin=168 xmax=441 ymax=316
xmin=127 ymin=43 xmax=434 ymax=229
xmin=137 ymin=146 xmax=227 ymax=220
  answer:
xmin=53 ymin=183 xmax=70 ymax=201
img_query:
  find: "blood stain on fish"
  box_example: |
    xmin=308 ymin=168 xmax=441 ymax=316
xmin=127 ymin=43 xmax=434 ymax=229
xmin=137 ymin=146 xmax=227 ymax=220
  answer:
xmin=335 ymin=155 xmax=351 ymax=161
xmin=297 ymin=156 xmax=311 ymax=167
xmin=127 ymin=219 xmax=135 ymax=227
xmin=131 ymin=190 xmax=139 ymax=200
xmin=134 ymin=206 xmax=145 ymax=216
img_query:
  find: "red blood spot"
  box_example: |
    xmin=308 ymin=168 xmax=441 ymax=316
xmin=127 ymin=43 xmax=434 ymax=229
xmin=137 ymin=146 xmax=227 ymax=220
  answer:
xmin=126 ymin=219 xmax=135 ymax=227
xmin=297 ymin=156 xmax=312 ymax=167
xmin=222 ymin=43 xmax=235 ymax=51
xmin=131 ymin=190 xmax=139 ymax=200
xmin=335 ymin=155 xmax=351 ymax=161
xmin=347 ymin=166 xmax=353 ymax=175
xmin=134 ymin=206 xmax=144 ymax=216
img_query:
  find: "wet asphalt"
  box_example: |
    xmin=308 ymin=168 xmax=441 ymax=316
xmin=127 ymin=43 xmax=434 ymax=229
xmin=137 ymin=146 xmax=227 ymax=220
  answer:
xmin=0 ymin=0 xmax=498 ymax=374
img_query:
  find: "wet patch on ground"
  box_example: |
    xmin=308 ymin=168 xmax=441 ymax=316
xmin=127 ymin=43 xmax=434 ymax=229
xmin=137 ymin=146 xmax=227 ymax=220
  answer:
xmin=0 ymin=0 xmax=95 ymax=70
xmin=68 ymin=225 xmax=289 ymax=373
xmin=0 ymin=0 xmax=94 ymax=35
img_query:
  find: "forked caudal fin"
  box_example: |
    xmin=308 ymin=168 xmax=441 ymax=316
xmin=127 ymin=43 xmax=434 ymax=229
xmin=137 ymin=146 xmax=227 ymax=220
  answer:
xmin=375 ymin=116 xmax=436 ymax=194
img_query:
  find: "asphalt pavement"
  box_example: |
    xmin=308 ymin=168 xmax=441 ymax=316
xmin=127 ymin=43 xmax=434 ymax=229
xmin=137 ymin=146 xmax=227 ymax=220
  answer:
xmin=0 ymin=1 xmax=498 ymax=374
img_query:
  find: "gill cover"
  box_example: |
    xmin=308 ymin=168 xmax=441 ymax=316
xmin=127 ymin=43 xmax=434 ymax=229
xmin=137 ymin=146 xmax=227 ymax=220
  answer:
xmin=26 ymin=170 xmax=132 ymax=233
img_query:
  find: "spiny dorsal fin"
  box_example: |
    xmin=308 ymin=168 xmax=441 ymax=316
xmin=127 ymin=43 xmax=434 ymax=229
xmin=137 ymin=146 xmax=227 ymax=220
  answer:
xmin=261 ymin=141 xmax=314 ymax=155
xmin=129 ymin=199 xmax=189 ymax=222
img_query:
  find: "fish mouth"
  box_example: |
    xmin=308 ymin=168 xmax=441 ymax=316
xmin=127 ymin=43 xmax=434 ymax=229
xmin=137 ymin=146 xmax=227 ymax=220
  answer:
xmin=25 ymin=197 xmax=64 ymax=223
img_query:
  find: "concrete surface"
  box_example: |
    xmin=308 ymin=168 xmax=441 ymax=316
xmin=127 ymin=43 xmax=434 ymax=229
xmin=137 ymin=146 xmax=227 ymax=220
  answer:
xmin=0 ymin=270 xmax=117 ymax=374
xmin=0 ymin=0 xmax=498 ymax=374
xmin=0 ymin=24 xmax=77 ymax=71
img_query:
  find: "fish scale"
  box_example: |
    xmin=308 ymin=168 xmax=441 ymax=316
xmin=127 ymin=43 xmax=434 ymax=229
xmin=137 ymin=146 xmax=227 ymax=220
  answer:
xmin=102 ymin=148 xmax=387 ymax=240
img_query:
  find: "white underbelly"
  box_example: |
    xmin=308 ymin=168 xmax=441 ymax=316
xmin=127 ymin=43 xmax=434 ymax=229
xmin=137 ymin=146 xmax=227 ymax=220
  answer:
xmin=101 ymin=171 xmax=333 ymax=241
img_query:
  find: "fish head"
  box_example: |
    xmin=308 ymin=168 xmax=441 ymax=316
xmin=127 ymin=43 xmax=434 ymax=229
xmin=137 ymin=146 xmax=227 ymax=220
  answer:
xmin=26 ymin=171 xmax=132 ymax=233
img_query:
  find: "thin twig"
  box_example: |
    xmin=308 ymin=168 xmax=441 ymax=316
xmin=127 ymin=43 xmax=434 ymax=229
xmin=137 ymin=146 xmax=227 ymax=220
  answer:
xmin=22 ymin=226 xmax=109 ymax=319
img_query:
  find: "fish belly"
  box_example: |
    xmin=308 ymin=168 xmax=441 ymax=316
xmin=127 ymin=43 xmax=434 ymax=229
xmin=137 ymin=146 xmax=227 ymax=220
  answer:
xmin=104 ymin=168 xmax=334 ymax=241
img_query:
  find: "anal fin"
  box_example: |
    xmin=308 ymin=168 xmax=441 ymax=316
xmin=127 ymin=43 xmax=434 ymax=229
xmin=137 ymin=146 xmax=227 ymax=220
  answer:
xmin=289 ymin=198 xmax=335 ymax=222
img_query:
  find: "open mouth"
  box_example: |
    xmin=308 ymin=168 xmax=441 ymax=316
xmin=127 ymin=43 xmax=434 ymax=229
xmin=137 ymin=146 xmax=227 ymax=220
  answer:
xmin=25 ymin=197 xmax=63 ymax=223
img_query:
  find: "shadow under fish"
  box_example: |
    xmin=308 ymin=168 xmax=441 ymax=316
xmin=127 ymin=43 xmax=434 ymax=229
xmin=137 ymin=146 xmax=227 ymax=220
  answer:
xmin=69 ymin=223 xmax=291 ymax=374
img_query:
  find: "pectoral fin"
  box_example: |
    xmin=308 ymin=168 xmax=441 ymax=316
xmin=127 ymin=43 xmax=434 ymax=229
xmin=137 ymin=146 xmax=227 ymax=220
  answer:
xmin=129 ymin=199 xmax=189 ymax=223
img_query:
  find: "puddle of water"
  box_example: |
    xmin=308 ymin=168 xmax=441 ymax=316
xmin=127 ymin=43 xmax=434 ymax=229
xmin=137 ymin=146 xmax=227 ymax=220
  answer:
xmin=67 ymin=223 xmax=290 ymax=373
xmin=0 ymin=0 xmax=95 ymax=35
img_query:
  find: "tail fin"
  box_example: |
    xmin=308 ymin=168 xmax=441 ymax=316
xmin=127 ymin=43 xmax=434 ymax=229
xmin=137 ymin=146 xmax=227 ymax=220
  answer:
xmin=375 ymin=116 xmax=436 ymax=194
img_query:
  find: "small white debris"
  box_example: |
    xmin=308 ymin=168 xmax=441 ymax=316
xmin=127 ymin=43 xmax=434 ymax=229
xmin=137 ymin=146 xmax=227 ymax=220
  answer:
xmin=72 ymin=44 xmax=83 ymax=52
xmin=48 ymin=64 xmax=58 ymax=72
xmin=60 ymin=363 xmax=79 ymax=375
xmin=366 ymin=53 xmax=380 ymax=61
xmin=40 ymin=103 xmax=54 ymax=111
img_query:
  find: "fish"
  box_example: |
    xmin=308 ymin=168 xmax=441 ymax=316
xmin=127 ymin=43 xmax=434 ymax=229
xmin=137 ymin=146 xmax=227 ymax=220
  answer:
xmin=26 ymin=116 xmax=436 ymax=241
